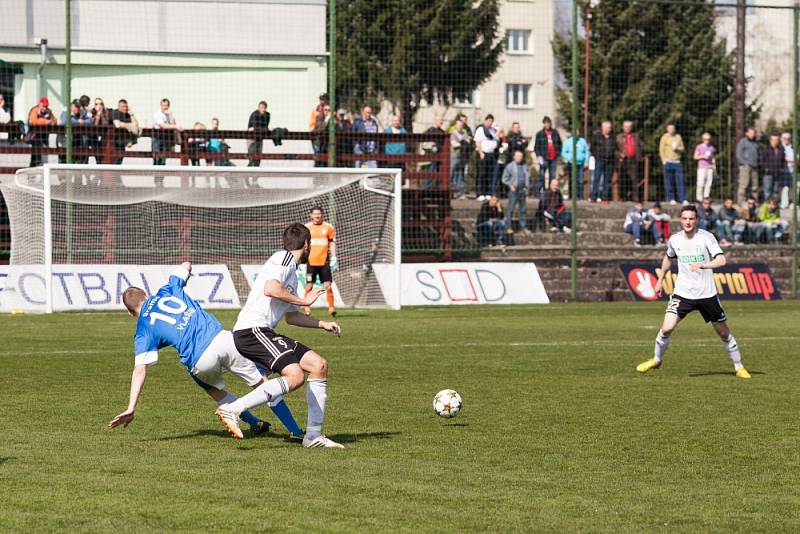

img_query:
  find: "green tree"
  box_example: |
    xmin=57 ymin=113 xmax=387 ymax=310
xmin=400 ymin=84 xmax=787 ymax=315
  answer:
xmin=335 ymin=0 xmax=503 ymax=131
xmin=553 ymin=1 xmax=756 ymax=194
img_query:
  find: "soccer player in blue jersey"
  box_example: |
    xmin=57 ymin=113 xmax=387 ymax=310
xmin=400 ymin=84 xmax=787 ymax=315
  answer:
xmin=107 ymin=262 xmax=303 ymax=436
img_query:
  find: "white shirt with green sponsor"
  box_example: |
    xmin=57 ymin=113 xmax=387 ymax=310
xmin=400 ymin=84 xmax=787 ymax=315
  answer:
xmin=666 ymin=229 xmax=723 ymax=300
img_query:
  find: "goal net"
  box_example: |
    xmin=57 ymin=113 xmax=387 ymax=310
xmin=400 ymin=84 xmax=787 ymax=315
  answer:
xmin=0 ymin=164 xmax=401 ymax=313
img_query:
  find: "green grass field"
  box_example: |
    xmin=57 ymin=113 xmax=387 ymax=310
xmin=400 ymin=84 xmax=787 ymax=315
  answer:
xmin=2 ymin=302 xmax=800 ymax=532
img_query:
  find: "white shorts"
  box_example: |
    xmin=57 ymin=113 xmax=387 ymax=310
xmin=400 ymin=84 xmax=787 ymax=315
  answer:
xmin=190 ymin=330 xmax=263 ymax=390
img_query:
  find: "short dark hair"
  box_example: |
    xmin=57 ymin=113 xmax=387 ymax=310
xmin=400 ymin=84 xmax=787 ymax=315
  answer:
xmin=122 ymin=287 xmax=147 ymax=315
xmin=680 ymin=204 xmax=698 ymax=216
xmin=747 ymin=196 xmax=757 ymax=202
xmin=118 ymin=98 xmax=128 ymax=105
xmin=258 ymin=100 xmax=268 ymax=108
xmin=79 ymin=95 xmax=90 ymax=107
xmin=485 ymin=114 xmax=494 ymax=121
xmin=543 ymin=116 xmax=552 ymax=124
xmin=161 ymin=98 xmax=170 ymax=105
xmin=310 ymin=206 xmax=323 ymax=215
xmin=283 ymin=222 xmax=311 ymax=251
xmin=724 ymin=196 xmax=733 ymax=202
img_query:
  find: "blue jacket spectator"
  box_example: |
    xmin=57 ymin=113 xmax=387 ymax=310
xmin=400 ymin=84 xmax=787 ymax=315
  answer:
xmin=351 ymin=105 xmax=379 ymax=168
xmin=384 ymin=115 xmax=407 ymax=156
xmin=561 ymin=131 xmax=589 ymax=199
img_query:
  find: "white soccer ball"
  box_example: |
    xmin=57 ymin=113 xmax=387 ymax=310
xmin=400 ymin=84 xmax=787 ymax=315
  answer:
xmin=433 ymin=389 xmax=463 ymax=418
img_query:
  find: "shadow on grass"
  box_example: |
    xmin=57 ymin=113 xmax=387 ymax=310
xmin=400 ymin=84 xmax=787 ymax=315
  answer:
xmin=0 ymin=457 xmax=15 ymax=465
xmin=325 ymin=431 xmax=401 ymax=444
xmin=154 ymin=428 xmax=236 ymax=441
xmin=688 ymin=370 xmax=766 ymax=377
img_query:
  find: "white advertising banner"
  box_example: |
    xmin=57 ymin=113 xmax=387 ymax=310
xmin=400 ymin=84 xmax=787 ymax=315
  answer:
xmin=372 ymin=262 xmax=549 ymax=306
xmin=240 ymin=265 xmax=345 ymax=308
xmin=0 ymin=264 xmax=240 ymax=312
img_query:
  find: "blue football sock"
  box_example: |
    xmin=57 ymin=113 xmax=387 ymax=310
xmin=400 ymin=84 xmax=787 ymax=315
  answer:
xmin=240 ymin=409 xmax=261 ymax=427
xmin=270 ymin=398 xmax=303 ymax=435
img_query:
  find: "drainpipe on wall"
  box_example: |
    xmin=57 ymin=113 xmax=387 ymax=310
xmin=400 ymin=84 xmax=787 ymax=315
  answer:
xmin=37 ymin=38 xmax=48 ymax=99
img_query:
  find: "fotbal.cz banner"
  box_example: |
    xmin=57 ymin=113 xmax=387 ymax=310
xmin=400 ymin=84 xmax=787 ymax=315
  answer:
xmin=620 ymin=263 xmax=781 ymax=301
xmin=0 ymin=264 xmax=240 ymax=312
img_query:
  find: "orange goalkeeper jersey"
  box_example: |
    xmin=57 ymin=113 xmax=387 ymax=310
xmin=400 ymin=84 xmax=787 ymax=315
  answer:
xmin=306 ymin=222 xmax=335 ymax=267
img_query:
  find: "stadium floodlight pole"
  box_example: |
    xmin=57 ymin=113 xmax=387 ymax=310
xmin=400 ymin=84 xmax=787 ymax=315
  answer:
xmin=570 ymin=0 xmax=579 ymax=300
xmin=65 ymin=0 xmax=72 ymax=165
xmin=327 ymin=0 xmax=337 ymax=167
xmin=793 ymin=3 xmax=799 ymax=299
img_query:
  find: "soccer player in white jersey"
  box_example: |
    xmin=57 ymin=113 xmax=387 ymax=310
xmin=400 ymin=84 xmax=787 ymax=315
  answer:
xmin=637 ymin=204 xmax=751 ymax=379
xmin=216 ymin=223 xmax=345 ymax=447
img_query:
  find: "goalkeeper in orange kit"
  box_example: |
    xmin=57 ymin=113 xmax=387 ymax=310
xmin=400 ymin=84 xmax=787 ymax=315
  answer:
xmin=303 ymin=206 xmax=338 ymax=317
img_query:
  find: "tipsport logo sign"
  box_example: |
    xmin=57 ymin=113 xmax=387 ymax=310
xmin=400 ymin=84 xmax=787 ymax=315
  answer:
xmin=620 ymin=263 xmax=781 ymax=301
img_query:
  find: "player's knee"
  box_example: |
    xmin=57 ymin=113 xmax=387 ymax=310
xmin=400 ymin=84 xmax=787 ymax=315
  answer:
xmin=304 ymin=353 xmax=328 ymax=377
xmin=282 ymin=366 xmax=305 ymax=390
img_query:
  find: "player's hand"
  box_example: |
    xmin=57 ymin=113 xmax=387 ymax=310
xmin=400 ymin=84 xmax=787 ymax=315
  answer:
xmin=303 ymin=287 xmax=324 ymax=305
xmin=689 ymin=263 xmax=702 ymax=272
xmin=330 ymin=256 xmax=338 ymax=272
xmin=108 ymin=410 xmax=135 ymax=429
xmin=181 ymin=261 xmax=192 ymax=274
xmin=654 ymin=278 xmax=664 ymax=298
xmin=321 ymin=321 xmax=342 ymax=337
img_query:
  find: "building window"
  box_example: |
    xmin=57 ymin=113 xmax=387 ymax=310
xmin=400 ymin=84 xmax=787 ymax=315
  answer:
xmin=506 ymin=84 xmax=532 ymax=109
xmin=453 ymin=90 xmax=480 ymax=108
xmin=506 ymin=30 xmax=532 ymax=54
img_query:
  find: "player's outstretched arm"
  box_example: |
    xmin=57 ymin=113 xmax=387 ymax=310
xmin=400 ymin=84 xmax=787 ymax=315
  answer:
xmin=264 ymin=279 xmax=323 ymax=306
xmin=285 ymin=311 xmax=341 ymax=336
xmin=108 ymin=364 xmax=148 ymax=428
xmin=655 ymin=255 xmax=673 ymax=298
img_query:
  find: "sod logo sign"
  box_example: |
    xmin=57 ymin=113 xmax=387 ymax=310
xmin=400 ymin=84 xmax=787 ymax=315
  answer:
xmin=620 ymin=263 xmax=781 ymax=301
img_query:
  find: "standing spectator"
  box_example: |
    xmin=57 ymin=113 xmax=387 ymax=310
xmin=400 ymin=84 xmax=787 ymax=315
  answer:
xmin=0 ymin=94 xmax=11 ymax=142
xmin=476 ymin=195 xmax=506 ymax=247
xmin=502 ymin=150 xmax=531 ymax=235
xmin=352 ymin=105 xmax=380 ymax=168
xmin=736 ymin=127 xmax=760 ymax=205
xmin=540 ymin=178 xmax=572 ymax=233
xmin=780 ymin=132 xmax=794 ymax=208
xmin=590 ymin=121 xmax=615 ymax=203
xmin=624 ymin=201 xmax=659 ymax=246
xmin=90 ymin=97 xmax=110 ymax=163
xmin=0 ymin=94 xmax=10 ymax=124
xmin=760 ymin=134 xmax=785 ymax=202
xmin=449 ymin=116 xmax=470 ymax=199
xmin=533 ymin=116 xmax=562 ymax=196
xmin=758 ymin=196 xmax=788 ymax=243
xmin=207 ymin=117 xmax=231 ymax=167
xmin=187 ymin=122 xmax=207 ymax=166
xmin=717 ymin=197 xmax=745 ymax=245
xmin=108 ymin=99 xmax=140 ymax=165
xmin=506 ymin=122 xmax=529 ymax=157
xmin=308 ymin=93 xmax=328 ymax=130
xmin=246 ymin=100 xmax=270 ymax=167
xmin=742 ymin=196 xmax=765 ymax=243
xmin=152 ymin=98 xmax=180 ymax=166
xmin=693 ymin=132 xmax=716 ymax=202
xmin=423 ymin=116 xmax=446 ymax=173
xmin=28 ymin=97 xmax=57 ymax=167
xmin=58 ymin=99 xmax=93 ymax=163
xmin=616 ymin=120 xmax=643 ymax=201
xmin=383 ymin=115 xmax=407 ymax=169
xmin=473 ymin=114 xmax=499 ymax=201
xmin=659 ymin=124 xmax=686 ymax=204
xmin=312 ymin=103 xmax=332 ymax=167
xmin=334 ymin=109 xmax=353 ymax=157
xmin=561 ymin=128 xmax=589 ymax=200
xmin=648 ymin=202 xmax=671 ymax=242
xmin=697 ymin=197 xmax=718 ymax=233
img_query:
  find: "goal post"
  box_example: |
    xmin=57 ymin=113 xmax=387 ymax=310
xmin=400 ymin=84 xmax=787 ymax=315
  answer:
xmin=0 ymin=164 xmax=402 ymax=313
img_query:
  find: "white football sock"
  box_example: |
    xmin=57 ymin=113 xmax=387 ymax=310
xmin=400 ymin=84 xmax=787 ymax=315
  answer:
xmin=654 ymin=330 xmax=671 ymax=364
xmin=305 ymin=378 xmax=327 ymax=440
xmin=721 ymin=334 xmax=743 ymax=371
xmin=217 ymin=392 xmax=237 ymax=406
xmin=227 ymin=377 xmax=289 ymax=413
